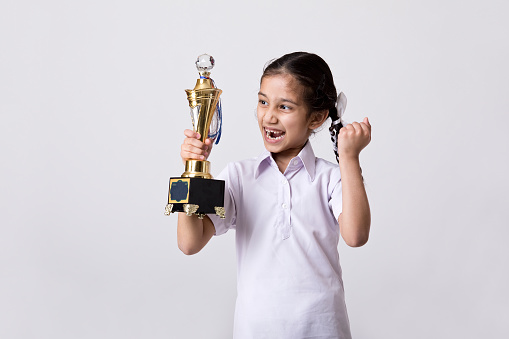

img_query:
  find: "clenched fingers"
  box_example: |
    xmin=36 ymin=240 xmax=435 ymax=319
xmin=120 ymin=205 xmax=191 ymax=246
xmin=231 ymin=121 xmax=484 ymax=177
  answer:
xmin=337 ymin=117 xmax=372 ymax=158
xmin=180 ymin=129 xmax=212 ymax=163
xmin=360 ymin=117 xmax=371 ymax=137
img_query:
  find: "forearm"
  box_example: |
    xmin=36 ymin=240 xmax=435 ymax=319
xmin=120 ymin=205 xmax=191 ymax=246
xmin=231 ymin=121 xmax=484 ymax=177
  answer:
xmin=338 ymin=156 xmax=371 ymax=247
xmin=177 ymin=213 xmax=215 ymax=255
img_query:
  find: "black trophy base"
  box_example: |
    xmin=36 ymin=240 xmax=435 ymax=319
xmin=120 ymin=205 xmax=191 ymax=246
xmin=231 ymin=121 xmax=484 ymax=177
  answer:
xmin=165 ymin=177 xmax=225 ymax=219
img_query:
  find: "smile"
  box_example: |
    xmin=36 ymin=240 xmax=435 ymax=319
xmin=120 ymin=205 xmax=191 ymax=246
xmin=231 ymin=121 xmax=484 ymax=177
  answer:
xmin=264 ymin=128 xmax=285 ymax=141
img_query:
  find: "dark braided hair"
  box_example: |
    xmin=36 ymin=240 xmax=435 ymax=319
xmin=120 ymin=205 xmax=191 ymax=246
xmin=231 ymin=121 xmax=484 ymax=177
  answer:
xmin=261 ymin=52 xmax=343 ymax=162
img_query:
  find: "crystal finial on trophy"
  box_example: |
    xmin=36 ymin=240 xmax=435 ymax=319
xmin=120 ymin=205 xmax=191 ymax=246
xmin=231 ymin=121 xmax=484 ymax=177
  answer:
xmin=196 ymin=54 xmax=214 ymax=73
xmin=165 ymin=54 xmax=225 ymax=219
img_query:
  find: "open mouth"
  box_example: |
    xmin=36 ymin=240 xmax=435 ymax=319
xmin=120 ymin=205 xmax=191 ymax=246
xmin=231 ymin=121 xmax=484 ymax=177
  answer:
xmin=264 ymin=128 xmax=285 ymax=141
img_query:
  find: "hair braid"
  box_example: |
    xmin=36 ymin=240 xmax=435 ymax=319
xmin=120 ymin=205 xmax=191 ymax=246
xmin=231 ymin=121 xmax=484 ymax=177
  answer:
xmin=328 ymin=106 xmax=343 ymax=163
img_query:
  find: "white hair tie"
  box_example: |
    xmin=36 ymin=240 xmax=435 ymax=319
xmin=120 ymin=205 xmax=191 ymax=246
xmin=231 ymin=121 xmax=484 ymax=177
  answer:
xmin=335 ymin=92 xmax=347 ymax=125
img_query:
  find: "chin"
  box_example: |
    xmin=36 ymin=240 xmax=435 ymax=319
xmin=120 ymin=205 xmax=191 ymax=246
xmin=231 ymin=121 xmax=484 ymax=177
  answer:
xmin=263 ymin=143 xmax=285 ymax=154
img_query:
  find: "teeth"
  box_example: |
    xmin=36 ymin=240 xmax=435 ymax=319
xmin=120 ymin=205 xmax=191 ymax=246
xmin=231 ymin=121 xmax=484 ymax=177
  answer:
xmin=265 ymin=128 xmax=285 ymax=140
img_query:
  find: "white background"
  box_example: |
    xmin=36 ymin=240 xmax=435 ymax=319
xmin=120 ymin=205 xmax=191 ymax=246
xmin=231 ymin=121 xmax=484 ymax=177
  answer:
xmin=1 ymin=0 xmax=508 ymax=338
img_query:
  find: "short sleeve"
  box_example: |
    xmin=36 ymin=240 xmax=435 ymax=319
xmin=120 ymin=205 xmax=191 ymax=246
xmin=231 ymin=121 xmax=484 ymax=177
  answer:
xmin=208 ymin=163 xmax=237 ymax=236
xmin=328 ymin=167 xmax=343 ymax=221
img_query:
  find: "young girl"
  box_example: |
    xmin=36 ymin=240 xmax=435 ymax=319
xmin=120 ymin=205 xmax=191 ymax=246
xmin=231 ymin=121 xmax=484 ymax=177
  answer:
xmin=177 ymin=52 xmax=371 ymax=338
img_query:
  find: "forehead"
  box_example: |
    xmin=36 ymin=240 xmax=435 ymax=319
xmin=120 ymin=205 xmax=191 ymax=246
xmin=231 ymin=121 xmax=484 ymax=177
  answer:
xmin=259 ymin=74 xmax=306 ymax=100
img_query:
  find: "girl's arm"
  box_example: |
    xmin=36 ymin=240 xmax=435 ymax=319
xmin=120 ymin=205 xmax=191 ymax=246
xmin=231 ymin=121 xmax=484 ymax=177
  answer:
xmin=177 ymin=214 xmax=215 ymax=255
xmin=176 ymin=129 xmax=215 ymax=255
xmin=337 ymin=117 xmax=371 ymax=247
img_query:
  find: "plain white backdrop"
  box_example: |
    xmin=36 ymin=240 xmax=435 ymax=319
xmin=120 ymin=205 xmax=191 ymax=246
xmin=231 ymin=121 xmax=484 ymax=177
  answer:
xmin=1 ymin=0 xmax=508 ymax=338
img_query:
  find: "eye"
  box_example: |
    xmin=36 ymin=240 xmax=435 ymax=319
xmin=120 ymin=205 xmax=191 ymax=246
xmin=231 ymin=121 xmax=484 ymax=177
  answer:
xmin=258 ymin=99 xmax=268 ymax=105
xmin=280 ymin=104 xmax=291 ymax=110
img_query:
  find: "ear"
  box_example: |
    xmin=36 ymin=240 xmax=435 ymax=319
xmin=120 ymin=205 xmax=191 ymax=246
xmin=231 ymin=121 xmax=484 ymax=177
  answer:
xmin=309 ymin=109 xmax=329 ymax=129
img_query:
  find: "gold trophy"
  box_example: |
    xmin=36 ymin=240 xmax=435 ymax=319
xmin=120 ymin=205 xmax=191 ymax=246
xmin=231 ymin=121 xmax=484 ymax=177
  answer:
xmin=165 ymin=54 xmax=225 ymax=219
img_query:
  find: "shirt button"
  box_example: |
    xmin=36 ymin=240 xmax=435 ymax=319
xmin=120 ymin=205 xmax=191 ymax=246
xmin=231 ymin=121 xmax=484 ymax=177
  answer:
xmin=293 ymin=160 xmax=298 ymax=165
xmin=281 ymin=203 xmax=287 ymax=209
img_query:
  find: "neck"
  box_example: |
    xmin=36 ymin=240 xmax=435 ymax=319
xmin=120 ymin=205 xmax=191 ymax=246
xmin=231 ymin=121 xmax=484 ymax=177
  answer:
xmin=272 ymin=141 xmax=308 ymax=173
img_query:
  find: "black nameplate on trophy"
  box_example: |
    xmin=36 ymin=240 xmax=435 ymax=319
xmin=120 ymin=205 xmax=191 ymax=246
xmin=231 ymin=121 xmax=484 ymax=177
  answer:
xmin=168 ymin=177 xmax=225 ymax=215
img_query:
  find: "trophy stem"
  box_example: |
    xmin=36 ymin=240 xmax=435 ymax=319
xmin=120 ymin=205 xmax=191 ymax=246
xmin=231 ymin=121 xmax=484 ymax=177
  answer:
xmin=182 ymin=160 xmax=212 ymax=179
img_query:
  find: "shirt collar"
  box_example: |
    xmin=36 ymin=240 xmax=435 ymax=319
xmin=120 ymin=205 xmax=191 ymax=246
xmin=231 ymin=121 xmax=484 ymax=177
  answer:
xmin=254 ymin=141 xmax=316 ymax=181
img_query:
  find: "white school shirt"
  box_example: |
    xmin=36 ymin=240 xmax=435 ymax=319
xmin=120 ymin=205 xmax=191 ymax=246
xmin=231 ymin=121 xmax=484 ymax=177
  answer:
xmin=209 ymin=141 xmax=352 ymax=339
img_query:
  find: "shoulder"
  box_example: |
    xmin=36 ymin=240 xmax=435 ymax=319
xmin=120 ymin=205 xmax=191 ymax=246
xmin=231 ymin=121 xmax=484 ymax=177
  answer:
xmin=224 ymin=156 xmax=259 ymax=174
xmin=314 ymin=157 xmax=341 ymax=182
xmin=216 ymin=156 xmax=260 ymax=184
xmin=313 ymin=157 xmax=342 ymax=203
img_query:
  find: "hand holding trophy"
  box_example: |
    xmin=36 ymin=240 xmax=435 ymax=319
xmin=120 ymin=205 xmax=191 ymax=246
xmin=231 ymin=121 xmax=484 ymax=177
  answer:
xmin=164 ymin=54 xmax=225 ymax=219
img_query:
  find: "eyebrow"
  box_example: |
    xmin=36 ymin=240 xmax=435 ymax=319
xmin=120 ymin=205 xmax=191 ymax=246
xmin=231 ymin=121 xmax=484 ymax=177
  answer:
xmin=258 ymin=91 xmax=299 ymax=106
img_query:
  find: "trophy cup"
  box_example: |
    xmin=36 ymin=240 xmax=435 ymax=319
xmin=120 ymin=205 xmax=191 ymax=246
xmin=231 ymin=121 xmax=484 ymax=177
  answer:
xmin=164 ymin=54 xmax=225 ymax=219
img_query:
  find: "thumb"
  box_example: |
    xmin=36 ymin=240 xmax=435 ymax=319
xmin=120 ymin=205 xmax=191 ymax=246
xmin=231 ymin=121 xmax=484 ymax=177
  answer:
xmin=363 ymin=117 xmax=371 ymax=128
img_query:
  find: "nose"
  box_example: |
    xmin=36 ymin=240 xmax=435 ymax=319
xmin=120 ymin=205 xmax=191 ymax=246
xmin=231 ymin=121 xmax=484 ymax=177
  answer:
xmin=263 ymin=106 xmax=278 ymax=124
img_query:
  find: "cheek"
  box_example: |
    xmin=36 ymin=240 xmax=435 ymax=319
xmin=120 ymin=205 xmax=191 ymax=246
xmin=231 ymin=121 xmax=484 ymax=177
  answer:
xmin=256 ymin=110 xmax=266 ymax=129
xmin=287 ymin=118 xmax=309 ymax=135
xmin=280 ymin=115 xmax=296 ymax=130
xmin=256 ymin=109 xmax=262 ymax=122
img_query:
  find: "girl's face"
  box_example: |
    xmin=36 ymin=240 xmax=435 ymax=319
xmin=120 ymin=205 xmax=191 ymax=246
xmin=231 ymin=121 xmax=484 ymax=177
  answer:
xmin=257 ymin=74 xmax=320 ymax=157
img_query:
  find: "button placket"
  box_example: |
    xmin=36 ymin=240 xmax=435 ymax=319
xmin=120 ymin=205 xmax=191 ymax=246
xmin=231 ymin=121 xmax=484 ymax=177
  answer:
xmin=280 ymin=175 xmax=292 ymax=240
xmin=275 ymin=174 xmax=285 ymax=230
